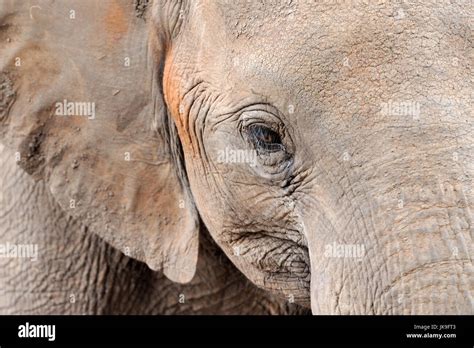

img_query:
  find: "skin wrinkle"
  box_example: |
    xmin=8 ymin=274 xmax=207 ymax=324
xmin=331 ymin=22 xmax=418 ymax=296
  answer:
xmin=0 ymin=143 xmax=309 ymax=314
xmin=340 ymin=165 xmax=381 ymax=314
xmin=190 ymin=85 xmax=217 ymax=164
xmin=1 ymin=0 xmax=472 ymax=314
xmin=374 ymin=205 xmax=470 ymax=306
xmin=178 ymin=1 xmax=470 ymax=314
xmin=382 ymin=259 xmax=472 ymax=315
xmin=186 ymin=88 xmax=205 ymax=157
xmin=224 ymin=225 xmax=310 ymax=301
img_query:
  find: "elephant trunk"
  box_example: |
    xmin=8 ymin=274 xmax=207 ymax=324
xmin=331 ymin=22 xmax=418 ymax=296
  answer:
xmin=303 ymin=178 xmax=473 ymax=314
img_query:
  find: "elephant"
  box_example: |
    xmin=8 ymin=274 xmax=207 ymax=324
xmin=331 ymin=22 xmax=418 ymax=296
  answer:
xmin=0 ymin=143 xmax=307 ymax=314
xmin=0 ymin=0 xmax=472 ymax=315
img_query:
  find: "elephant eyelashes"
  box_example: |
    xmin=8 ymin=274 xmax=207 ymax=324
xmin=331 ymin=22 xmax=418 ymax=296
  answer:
xmin=247 ymin=124 xmax=284 ymax=153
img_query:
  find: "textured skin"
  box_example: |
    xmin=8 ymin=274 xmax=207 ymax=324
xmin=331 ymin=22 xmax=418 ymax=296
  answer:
xmin=164 ymin=1 xmax=474 ymax=313
xmin=0 ymin=0 xmax=473 ymax=315
xmin=0 ymin=144 xmax=308 ymax=314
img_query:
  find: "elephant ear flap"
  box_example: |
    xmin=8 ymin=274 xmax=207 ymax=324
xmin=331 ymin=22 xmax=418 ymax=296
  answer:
xmin=0 ymin=0 xmax=199 ymax=283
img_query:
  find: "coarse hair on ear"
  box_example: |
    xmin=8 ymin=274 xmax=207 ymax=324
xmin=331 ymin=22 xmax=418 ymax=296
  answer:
xmin=0 ymin=0 xmax=199 ymax=283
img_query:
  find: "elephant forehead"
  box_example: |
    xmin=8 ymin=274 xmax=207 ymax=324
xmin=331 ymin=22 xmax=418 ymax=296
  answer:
xmin=206 ymin=1 xmax=469 ymax=73
xmin=190 ymin=1 xmax=471 ymax=116
xmin=213 ymin=1 xmax=471 ymax=40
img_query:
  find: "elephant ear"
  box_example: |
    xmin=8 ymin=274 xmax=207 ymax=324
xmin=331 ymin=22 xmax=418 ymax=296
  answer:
xmin=0 ymin=0 xmax=199 ymax=283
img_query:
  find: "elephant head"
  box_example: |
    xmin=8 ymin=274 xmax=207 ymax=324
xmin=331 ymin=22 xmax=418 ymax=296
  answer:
xmin=0 ymin=0 xmax=472 ymax=314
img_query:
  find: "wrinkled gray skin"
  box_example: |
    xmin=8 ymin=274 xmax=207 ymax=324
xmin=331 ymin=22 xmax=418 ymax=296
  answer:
xmin=0 ymin=0 xmax=473 ymax=314
xmin=0 ymin=145 xmax=307 ymax=314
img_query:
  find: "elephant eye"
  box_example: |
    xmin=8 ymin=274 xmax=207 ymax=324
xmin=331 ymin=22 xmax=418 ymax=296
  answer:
xmin=247 ymin=124 xmax=284 ymax=153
